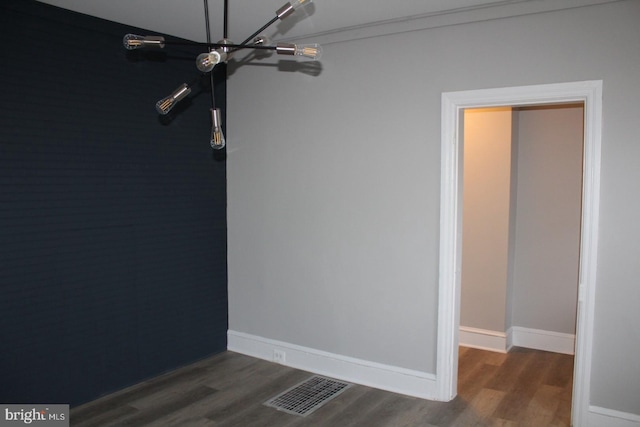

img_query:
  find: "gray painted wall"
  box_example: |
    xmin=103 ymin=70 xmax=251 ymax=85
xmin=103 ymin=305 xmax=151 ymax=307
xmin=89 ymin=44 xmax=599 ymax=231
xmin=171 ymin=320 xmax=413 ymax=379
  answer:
xmin=512 ymin=105 xmax=584 ymax=334
xmin=227 ymin=0 xmax=640 ymax=415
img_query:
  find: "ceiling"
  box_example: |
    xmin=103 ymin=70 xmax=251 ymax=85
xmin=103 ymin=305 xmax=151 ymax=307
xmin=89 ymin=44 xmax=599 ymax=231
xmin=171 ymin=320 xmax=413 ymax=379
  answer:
xmin=35 ymin=0 xmax=530 ymax=43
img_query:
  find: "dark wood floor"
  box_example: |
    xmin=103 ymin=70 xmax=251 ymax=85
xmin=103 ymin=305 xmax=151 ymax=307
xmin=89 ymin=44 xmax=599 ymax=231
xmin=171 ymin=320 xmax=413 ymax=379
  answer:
xmin=70 ymin=346 xmax=573 ymax=426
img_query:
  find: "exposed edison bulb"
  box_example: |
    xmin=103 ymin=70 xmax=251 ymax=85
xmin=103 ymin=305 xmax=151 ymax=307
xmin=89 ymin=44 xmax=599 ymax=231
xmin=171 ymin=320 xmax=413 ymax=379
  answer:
xmin=123 ymin=34 xmax=165 ymax=50
xmin=196 ymin=50 xmax=228 ymax=73
xmin=290 ymin=0 xmax=313 ymax=10
xmin=295 ymin=44 xmax=322 ymax=60
xmin=155 ymin=83 xmax=191 ymax=115
xmin=210 ymin=108 xmax=226 ymax=150
xmin=276 ymin=0 xmax=312 ymax=19
xmin=276 ymin=43 xmax=322 ymax=60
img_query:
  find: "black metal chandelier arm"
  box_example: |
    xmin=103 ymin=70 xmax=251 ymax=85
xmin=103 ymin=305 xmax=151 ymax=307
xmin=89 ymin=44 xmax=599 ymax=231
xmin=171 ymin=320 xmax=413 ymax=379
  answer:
xmin=204 ymin=0 xmax=212 ymax=44
xmin=203 ymin=0 xmax=216 ymax=110
xmin=223 ymin=0 xmax=229 ymax=40
xmin=235 ymin=16 xmax=280 ymax=51
xmin=160 ymin=40 xmax=277 ymax=51
xmin=224 ymin=44 xmax=277 ymax=51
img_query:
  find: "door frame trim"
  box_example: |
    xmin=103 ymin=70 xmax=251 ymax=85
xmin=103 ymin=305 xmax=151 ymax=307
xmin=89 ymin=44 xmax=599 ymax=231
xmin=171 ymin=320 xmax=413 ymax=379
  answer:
xmin=437 ymin=80 xmax=602 ymax=426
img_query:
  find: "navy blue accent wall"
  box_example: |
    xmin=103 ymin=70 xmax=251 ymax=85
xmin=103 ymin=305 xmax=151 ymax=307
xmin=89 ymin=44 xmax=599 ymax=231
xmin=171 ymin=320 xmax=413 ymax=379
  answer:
xmin=0 ymin=1 xmax=227 ymax=406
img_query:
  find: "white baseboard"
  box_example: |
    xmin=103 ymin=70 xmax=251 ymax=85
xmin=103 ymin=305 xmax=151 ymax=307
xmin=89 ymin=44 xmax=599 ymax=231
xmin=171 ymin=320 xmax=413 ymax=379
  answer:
xmin=510 ymin=327 xmax=575 ymax=355
xmin=459 ymin=326 xmax=575 ymax=355
xmin=227 ymin=330 xmax=438 ymax=400
xmin=588 ymin=406 xmax=640 ymax=427
xmin=459 ymin=326 xmax=509 ymax=353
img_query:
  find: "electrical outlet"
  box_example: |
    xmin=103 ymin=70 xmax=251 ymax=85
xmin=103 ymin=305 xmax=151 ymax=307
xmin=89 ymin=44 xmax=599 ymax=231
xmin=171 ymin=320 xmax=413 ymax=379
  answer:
xmin=273 ymin=349 xmax=286 ymax=364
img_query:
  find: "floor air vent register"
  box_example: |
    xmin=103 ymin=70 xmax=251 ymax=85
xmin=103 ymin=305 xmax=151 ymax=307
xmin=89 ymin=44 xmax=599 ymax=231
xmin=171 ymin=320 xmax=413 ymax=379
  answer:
xmin=264 ymin=375 xmax=352 ymax=417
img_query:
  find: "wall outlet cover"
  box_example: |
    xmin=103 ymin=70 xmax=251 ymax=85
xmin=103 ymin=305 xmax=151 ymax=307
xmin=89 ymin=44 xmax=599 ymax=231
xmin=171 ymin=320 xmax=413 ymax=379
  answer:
xmin=273 ymin=349 xmax=286 ymax=364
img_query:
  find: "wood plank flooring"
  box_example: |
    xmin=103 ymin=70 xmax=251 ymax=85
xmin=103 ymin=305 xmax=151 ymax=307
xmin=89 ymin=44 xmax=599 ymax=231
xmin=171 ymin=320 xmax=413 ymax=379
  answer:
xmin=71 ymin=347 xmax=573 ymax=426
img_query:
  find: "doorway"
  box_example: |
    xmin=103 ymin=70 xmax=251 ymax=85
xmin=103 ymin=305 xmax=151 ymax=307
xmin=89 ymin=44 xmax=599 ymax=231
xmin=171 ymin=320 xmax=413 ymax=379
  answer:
xmin=436 ymin=81 xmax=603 ymax=426
xmin=460 ymin=104 xmax=583 ymax=355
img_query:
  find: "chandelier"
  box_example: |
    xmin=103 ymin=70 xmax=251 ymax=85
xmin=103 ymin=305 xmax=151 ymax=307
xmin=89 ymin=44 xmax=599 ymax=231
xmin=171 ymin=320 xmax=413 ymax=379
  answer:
xmin=122 ymin=0 xmax=321 ymax=150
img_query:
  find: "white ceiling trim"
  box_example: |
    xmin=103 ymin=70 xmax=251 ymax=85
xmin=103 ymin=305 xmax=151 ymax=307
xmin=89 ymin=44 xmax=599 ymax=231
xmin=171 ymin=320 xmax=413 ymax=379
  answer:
xmin=288 ymin=0 xmax=624 ymax=45
xmin=35 ymin=0 xmax=620 ymax=46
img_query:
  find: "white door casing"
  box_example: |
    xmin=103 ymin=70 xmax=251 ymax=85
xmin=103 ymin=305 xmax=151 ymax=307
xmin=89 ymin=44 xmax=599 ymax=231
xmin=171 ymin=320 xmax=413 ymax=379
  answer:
xmin=437 ymin=81 xmax=602 ymax=427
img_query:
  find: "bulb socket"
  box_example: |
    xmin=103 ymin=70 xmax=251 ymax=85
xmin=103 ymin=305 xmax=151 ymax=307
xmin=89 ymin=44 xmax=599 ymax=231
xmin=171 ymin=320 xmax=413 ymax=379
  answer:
xmin=216 ymin=39 xmax=235 ymax=61
xmin=211 ymin=108 xmax=223 ymax=128
xmin=276 ymin=43 xmax=296 ymax=56
xmin=276 ymin=3 xmax=295 ymax=20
